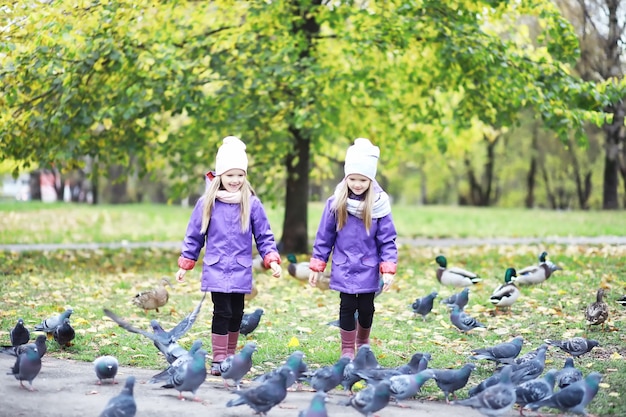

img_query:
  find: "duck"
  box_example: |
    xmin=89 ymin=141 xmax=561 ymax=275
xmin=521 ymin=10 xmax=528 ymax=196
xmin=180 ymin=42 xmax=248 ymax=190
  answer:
xmin=435 ymin=255 xmax=481 ymax=287
xmin=585 ymin=288 xmax=609 ymax=331
xmin=490 ymin=268 xmax=520 ymax=312
xmin=132 ymin=278 xmax=171 ymax=313
xmin=616 ymin=295 xmax=626 ymax=307
xmin=287 ymin=253 xmax=311 ymax=281
xmin=515 ymin=251 xmax=562 ymax=285
xmin=252 ymin=254 xmax=266 ymax=273
xmin=245 ymin=281 xmax=258 ymax=301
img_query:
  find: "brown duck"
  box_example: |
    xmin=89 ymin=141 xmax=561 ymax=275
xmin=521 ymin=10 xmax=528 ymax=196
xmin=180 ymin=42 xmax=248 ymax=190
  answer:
xmin=133 ymin=278 xmax=171 ymax=313
xmin=585 ymin=288 xmax=609 ymax=331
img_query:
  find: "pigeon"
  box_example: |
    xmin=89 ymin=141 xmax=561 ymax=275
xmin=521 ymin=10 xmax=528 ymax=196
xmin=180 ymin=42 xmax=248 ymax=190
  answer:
xmin=53 ymin=317 xmax=75 ymax=347
xmin=10 ymin=318 xmax=30 ymax=347
xmin=556 ymin=357 xmax=583 ymax=389
xmin=430 ymin=363 xmax=476 ymax=403
xmin=342 ymin=344 xmax=379 ymax=393
xmin=525 ymin=372 xmax=602 ymax=416
xmin=470 ymin=336 xmax=524 ymax=366
xmin=99 ymin=376 xmax=137 ymax=417
xmin=450 ymin=304 xmax=485 ymax=333
xmin=585 ymin=288 xmax=609 ymax=330
xmin=2 ymin=335 xmax=47 ymax=358
xmin=307 ymin=356 xmax=351 ymax=393
xmin=149 ymin=339 xmax=203 ymax=385
xmin=240 ymin=308 xmax=264 ymax=336
xmin=515 ymin=369 xmax=558 ymax=414
xmin=226 ymin=366 xmax=291 ymax=415
xmin=440 ymin=288 xmax=469 ymax=310
xmin=344 ymin=379 xmax=392 ymax=417
xmin=435 ymin=255 xmax=481 ymax=287
xmin=514 ymin=343 xmax=549 ymax=366
xmin=545 ymin=337 xmax=599 ymax=358
xmin=94 ymin=355 xmax=119 ymax=385
xmin=220 ymin=342 xmax=257 ymax=390
xmin=103 ymin=292 xmax=205 ymax=364
xmin=355 ymin=367 xmax=403 ymax=386
xmin=388 ymin=369 xmax=437 ymax=407
xmin=163 ymin=348 xmax=208 ymax=401
xmin=34 ymin=308 xmax=73 ymax=334
xmin=411 ymin=291 xmax=438 ymax=320
xmin=298 ymin=391 xmax=327 ymax=417
xmin=7 ymin=345 xmax=41 ymax=391
xmin=453 ymin=365 xmax=517 ymax=417
xmin=510 ymin=344 xmax=548 ymax=384
xmin=396 ymin=352 xmax=431 ymax=374
xmin=254 ymin=350 xmax=307 ymax=390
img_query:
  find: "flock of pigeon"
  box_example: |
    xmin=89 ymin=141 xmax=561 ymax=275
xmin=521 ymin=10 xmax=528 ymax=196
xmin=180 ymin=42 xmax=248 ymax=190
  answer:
xmin=2 ymin=250 xmax=621 ymax=417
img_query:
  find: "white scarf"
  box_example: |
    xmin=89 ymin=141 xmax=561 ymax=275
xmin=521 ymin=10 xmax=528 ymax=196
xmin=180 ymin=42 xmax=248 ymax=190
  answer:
xmin=334 ymin=184 xmax=392 ymax=219
xmin=216 ymin=190 xmax=242 ymax=203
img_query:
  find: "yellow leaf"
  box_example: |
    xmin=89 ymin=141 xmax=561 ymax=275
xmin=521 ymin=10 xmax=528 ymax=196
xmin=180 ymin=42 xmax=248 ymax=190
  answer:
xmin=599 ymin=382 xmax=610 ymax=389
xmin=609 ymin=392 xmax=620 ymax=397
xmin=609 ymin=352 xmax=622 ymax=360
xmin=287 ymin=336 xmax=300 ymax=348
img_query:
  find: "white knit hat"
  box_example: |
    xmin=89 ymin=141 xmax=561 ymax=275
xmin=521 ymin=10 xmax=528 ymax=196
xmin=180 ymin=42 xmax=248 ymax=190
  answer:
xmin=215 ymin=136 xmax=248 ymax=175
xmin=344 ymin=138 xmax=380 ymax=180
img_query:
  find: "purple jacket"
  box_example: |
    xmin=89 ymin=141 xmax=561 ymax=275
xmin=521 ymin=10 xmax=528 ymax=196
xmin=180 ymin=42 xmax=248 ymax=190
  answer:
xmin=311 ymin=186 xmax=398 ymax=294
xmin=179 ymin=195 xmax=279 ymax=293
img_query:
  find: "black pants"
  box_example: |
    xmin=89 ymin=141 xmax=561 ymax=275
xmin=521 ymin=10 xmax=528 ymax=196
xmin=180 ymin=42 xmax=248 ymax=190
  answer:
xmin=339 ymin=292 xmax=376 ymax=331
xmin=211 ymin=292 xmax=245 ymax=335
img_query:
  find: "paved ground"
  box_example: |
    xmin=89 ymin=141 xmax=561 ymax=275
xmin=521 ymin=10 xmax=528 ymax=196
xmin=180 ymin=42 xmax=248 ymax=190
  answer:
xmin=0 ymin=353 xmax=512 ymax=417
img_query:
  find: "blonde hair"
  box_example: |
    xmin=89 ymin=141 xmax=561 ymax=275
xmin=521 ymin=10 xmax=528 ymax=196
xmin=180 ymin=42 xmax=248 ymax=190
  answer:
xmin=200 ymin=176 xmax=255 ymax=234
xmin=331 ymin=181 xmax=374 ymax=234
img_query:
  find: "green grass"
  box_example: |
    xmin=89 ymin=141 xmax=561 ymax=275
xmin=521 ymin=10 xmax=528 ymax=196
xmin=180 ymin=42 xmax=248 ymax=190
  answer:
xmin=1 ymin=203 xmax=625 ymax=415
xmin=1 ymin=200 xmax=625 ymax=244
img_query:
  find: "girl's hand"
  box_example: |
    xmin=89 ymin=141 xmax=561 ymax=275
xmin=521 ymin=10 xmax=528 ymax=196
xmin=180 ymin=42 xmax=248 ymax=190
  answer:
xmin=175 ymin=268 xmax=187 ymax=283
xmin=269 ymin=262 xmax=282 ymax=278
xmin=382 ymin=273 xmax=394 ymax=292
xmin=309 ymin=271 xmax=319 ymax=287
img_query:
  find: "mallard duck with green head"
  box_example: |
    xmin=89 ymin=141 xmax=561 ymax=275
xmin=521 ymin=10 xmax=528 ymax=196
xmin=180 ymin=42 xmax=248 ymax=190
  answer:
xmin=435 ymin=255 xmax=481 ymax=287
xmin=515 ymin=251 xmax=562 ymax=285
xmin=585 ymin=288 xmax=609 ymax=331
xmin=287 ymin=254 xmax=311 ymax=281
xmin=490 ymin=268 xmax=520 ymax=312
xmin=132 ymin=278 xmax=171 ymax=313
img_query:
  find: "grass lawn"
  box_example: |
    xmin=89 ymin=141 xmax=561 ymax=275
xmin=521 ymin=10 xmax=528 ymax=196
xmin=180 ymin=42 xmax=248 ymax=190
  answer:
xmin=1 ymin=202 xmax=625 ymax=415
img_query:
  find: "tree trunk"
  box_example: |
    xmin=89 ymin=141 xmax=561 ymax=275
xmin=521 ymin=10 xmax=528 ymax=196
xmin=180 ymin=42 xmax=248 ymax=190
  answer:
xmin=279 ymin=0 xmax=321 ymax=254
xmin=525 ymin=123 xmax=539 ymax=208
xmin=540 ymin=163 xmax=557 ymax=209
xmin=462 ymin=134 xmax=499 ymax=206
xmin=566 ymin=138 xmax=591 ymax=209
xmin=281 ymin=127 xmax=310 ymax=254
xmin=603 ymin=101 xmax=624 ymax=209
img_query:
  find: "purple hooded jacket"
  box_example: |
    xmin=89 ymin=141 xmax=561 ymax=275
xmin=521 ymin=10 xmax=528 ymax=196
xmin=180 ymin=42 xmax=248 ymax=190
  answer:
xmin=178 ymin=194 xmax=280 ymax=294
xmin=310 ymin=182 xmax=397 ymax=294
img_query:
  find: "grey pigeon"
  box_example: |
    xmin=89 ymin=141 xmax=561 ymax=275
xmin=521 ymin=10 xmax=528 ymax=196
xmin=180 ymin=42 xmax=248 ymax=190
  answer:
xmin=525 ymin=372 xmax=602 ymax=416
xmin=2 ymin=334 xmax=47 ymax=359
xmin=254 ymin=350 xmax=307 ymax=389
xmin=149 ymin=339 xmax=203 ymax=385
xmin=396 ymin=352 xmax=431 ymax=374
xmin=103 ymin=292 xmax=205 ymax=364
xmin=34 ymin=308 xmax=73 ymax=334
xmin=431 ymin=363 xmax=476 ymax=403
xmin=515 ymin=369 xmax=558 ymax=412
xmin=342 ymin=344 xmax=379 ymax=393
xmin=94 ymin=355 xmax=119 ymax=385
xmin=389 ymin=369 xmax=437 ymax=406
xmin=441 ymin=288 xmax=470 ymax=310
xmin=163 ymin=348 xmax=208 ymax=401
xmin=240 ymin=308 xmax=264 ymax=336
xmin=556 ymin=357 xmax=583 ymax=389
xmin=509 ymin=344 xmax=548 ymax=384
xmin=545 ymin=337 xmax=599 ymax=358
xmin=355 ymin=367 xmax=403 ymax=386
xmin=53 ymin=317 xmax=75 ymax=347
xmin=299 ymin=391 xmax=327 ymax=417
xmin=453 ymin=365 xmax=517 ymax=417
xmin=99 ymin=375 xmax=136 ymax=417
xmin=411 ymin=291 xmax=438 ymax=320
xmin=468 ymin=363 xmax=528 ymax=398
xmin=514 ymin=343 xmax=549 ymax=366
xmin=7 ymin=344 xmax=41 ymax=391
xmin=10 ymin=318 xmax=30 ymax=347
xmin=471 ymin=336 xmax=524 ymax=366
xmin=220 ymin=342 xmax=257 ymax=390
xmin=226 ymin=366 xmax=291 ymax=415
xmin=307 ymin=356 xmax=351 ymax=393
xmin=344 ymin=379 xmax=392 ymax=417
xmin=450 ymin=304 xmax=485 ymax=333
